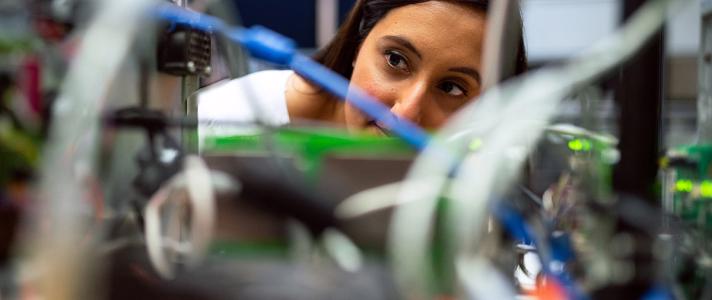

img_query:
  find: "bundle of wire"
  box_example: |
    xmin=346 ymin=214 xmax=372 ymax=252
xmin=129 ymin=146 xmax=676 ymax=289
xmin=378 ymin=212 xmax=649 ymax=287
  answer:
xmin=152 ymin=2 xmax=687 ymax=298
xmin=389 ymin=0 xmax=686 ymax=299
xmin=34 ymin=0 xmax=688 ymax=299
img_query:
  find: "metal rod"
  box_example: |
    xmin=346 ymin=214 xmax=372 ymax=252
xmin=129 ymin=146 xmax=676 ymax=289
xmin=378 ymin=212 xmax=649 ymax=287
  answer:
xmin=612 ymin=0 xmax=665 ymax=203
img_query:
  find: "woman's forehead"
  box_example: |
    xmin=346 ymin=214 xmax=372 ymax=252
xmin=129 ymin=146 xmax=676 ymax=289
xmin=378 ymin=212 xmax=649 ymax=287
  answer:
xmin=367 ymin=1 xmax=486 ymax=63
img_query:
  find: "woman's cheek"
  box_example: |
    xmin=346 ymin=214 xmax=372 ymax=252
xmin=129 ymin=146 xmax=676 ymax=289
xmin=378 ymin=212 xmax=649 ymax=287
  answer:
xmin=364 ymin=82 xmax=394 ymax=107
xmin=345 ymin=57 xmax=399 ymax=129
xmin=353 ymin=69 xmax=397 ymax=107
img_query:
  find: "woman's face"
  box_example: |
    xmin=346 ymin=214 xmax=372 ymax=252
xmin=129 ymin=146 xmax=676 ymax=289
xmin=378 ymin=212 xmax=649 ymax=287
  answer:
xmin=345 ymin=1 xmax=486 ymax=134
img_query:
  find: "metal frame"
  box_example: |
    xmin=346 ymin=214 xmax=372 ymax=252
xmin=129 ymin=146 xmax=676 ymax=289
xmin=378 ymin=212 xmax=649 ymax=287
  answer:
xmin=612 ymin=0 xmax=665 ymax=203
xmin=700 ymin=0 xmax=712 ymax=142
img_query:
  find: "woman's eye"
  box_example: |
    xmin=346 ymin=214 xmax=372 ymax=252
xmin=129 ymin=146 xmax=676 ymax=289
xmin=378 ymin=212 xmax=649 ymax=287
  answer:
xmin=385 ymin=51 xmax=409 ymax=72
xmin=439 ymin=81 xmax=467 ymax=97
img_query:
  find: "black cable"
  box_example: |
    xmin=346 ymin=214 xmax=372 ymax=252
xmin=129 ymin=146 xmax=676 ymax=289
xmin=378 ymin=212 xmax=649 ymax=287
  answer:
xmin=231 ymin=158 xmax=339 ymax=235
xmin=104 ymin=107 xmax=255 ymax=130
xmin=138 ymin=59 xmax=150 ymax=108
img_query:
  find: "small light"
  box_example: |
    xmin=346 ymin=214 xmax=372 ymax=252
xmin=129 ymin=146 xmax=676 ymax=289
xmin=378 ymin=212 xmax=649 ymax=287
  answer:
xmin=568 ymin=139 xmax=592 ymax=152
xmin=701 ymin=181 xmax=712 ymax=198
xmin=469 ymin=138 xmax=483 ymax=151
xmin=675 ymin=179 xmax=693 ymax=193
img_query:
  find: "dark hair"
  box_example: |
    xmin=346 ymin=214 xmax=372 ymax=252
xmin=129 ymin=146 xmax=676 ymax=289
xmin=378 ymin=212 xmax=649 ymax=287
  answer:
xmin=314 ymin=0 xmax=527 ymax=81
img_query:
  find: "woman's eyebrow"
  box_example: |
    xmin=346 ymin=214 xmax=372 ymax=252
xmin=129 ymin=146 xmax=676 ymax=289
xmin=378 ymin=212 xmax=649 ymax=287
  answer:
xmin=382 ymin=35 xmax=422 ymax=59
xmin=449 ymin=67 xmax=481 ymax=84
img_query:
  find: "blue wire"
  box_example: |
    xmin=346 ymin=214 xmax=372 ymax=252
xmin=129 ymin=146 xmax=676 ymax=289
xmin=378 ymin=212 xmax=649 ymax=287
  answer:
xmin=492 ymin=202 xmax=535 ymax=246
xmin=152 ymin=5 xmax=431 ymax=151
xmin=153 ymin=5 xmax=226 ymax=32
xmin=641 ymin=285 xmax=673 ymax=300
xmin=492 ymin=202 xmax=589 ymax=300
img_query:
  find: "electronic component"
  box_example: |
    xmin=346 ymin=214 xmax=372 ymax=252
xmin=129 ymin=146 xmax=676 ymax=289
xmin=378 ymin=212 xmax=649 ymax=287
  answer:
xmin=157 ymin=22 xmax=212 ymax=77
xmin=663 ymin=144 xmax=712 ymax=228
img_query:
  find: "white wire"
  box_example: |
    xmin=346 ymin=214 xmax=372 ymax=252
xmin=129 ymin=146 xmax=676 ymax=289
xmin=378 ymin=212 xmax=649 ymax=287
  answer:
xmin=546 ymin=123 xmax=618 ymax=146
xmin=335 ymin=181 xmax=404 ymax=220
xmin=145 ymin=155 xmax=216 ymax=279
xmin=388 ymin=0 xmax=685 ymax=298
xmin=321 ymin=228 xmax=364 ymax=273
xmin=333 ymin=124 xmax=611 ymax=220
xmin=145 ymin=180 xmax=176 ymax=278
xmin=33 ymin=0 xmax=156 ymax=299
xmin=183 ymin=156 xmax=217 ymax=266
xmin=457 ymin=257 xmax=518 ymax=300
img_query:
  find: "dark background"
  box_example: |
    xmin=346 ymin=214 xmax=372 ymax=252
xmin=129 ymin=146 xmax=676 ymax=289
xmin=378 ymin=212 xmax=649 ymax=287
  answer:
xmin=231 ymin=0 xmax=357 ymax=48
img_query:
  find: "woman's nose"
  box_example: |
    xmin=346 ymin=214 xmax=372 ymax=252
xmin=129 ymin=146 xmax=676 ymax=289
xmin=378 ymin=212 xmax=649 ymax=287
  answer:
xmin=390 ymin=81 xmax=428 ymax=124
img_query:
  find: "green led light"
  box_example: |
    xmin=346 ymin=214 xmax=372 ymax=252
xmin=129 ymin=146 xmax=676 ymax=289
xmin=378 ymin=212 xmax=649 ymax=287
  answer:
xmin=675 ymin=179 xmax=693 ymax=193
xmin=469 ymin=138 xmax=483 ymax=151
xmin=701 ymin=181 xmax=712 ymax=198
xmin=568 ymin=139 xmax=592 ymax=152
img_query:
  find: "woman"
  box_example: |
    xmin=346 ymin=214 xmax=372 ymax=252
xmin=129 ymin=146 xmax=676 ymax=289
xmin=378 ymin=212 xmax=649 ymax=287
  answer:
xmin=198 ymin=0 xmax=527 ymax=137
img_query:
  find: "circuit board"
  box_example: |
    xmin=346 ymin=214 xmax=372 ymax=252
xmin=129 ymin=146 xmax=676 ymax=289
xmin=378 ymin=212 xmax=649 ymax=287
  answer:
xmin=664 ymin=144 xmax=712 ymax=229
